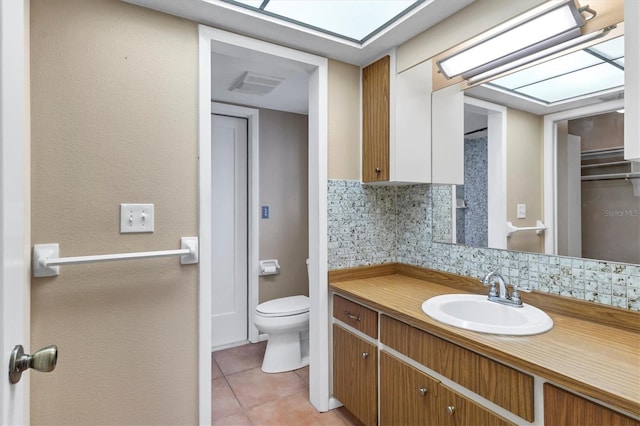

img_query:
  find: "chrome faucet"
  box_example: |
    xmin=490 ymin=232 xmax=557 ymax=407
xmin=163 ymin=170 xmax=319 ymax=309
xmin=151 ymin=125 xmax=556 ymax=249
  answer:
xmin=481 ymin=271 xmax=528 ymax=307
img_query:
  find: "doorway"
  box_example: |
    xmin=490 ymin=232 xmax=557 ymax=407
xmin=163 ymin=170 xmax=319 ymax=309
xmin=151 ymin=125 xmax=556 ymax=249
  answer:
xmin=198 ymin=26 xmax=329 ymax=424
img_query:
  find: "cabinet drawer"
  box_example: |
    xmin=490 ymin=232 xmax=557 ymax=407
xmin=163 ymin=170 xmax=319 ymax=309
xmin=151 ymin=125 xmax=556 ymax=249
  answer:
xmin=333 ymin=295 xmax=378 ymax=339
xmin=381 ymin=315 xmax=534 ymax=422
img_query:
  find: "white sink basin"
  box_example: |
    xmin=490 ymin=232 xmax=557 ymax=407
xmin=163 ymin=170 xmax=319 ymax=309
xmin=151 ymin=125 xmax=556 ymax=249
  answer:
xmin=422 ymin=294 xmax=553 ymax=336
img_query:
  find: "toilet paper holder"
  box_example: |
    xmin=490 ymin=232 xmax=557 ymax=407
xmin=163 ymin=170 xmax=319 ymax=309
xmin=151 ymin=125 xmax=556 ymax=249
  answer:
xmin=259 ymin=259 xmax=280 ymax=276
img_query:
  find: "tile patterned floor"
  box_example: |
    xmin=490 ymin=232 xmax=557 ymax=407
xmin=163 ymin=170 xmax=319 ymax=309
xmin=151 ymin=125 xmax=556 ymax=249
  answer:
xmin=212 ymin=342 xmax=362 ymax=426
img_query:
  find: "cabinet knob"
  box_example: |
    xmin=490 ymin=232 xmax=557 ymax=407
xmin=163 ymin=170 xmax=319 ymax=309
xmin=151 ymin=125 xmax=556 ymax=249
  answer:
xmin=447 ymin=406 xmax=456 ymax=415
xmin=418 ymin=387 xmax=428 ymax=396
xmin=361 ymin=352 xmax=369 ymax=359
xmin=375 ymin=167 xmax=381 ymax=173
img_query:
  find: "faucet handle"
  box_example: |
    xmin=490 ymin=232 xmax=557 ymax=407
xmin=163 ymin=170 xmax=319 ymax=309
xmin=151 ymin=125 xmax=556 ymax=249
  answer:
xmin=514 ymin=284 xmax=531 ymax=293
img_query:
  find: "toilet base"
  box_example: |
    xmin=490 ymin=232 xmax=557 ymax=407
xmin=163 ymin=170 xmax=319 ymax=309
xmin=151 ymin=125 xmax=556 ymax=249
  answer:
xmin=261 ymin=331 xmax=309 ymax=373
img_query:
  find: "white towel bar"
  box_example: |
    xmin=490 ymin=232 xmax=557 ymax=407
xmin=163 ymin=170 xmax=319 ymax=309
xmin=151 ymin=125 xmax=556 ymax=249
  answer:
xmin=506 ymin=221 xmax=547 ymax=238
xmin=33 ymin=237 xmax=198 ymax=277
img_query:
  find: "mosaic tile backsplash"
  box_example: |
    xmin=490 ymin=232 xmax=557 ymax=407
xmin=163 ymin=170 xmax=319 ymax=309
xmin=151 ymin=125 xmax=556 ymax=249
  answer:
xmin=328 ymin=179 xmax=640 ymax=311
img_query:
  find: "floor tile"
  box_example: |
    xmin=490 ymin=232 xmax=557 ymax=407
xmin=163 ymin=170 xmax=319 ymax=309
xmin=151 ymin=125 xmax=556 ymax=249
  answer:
xmin=212 ymin=355 xmax=223 ymax=380
xmin=226 ymin=367 xmax=307 ymax=409
xmin=295 ymin=366 xmax=309 ymax=384
xmin=247 ymin=392 xmax=348 ymax=426
xmin=212 ymin=378 xmax=244 ymax=422
xmin=213 ymin=341 xmax=267 ymax=376
xmin=212 ymin=413 xmax=252 ymax=426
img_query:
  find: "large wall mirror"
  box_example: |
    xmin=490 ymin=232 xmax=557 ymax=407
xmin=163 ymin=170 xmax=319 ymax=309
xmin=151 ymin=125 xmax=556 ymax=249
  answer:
xmin=432 ymin=21 xmax=640 ymax=265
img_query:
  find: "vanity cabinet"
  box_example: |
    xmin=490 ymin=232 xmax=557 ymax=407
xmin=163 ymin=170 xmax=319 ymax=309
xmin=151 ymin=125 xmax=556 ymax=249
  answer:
xmin=362 ymin=52 xmax=432 ymax=184
xmin=332 ymin=324 xmax=377 ymax=426
xmin=543 ymin=383 xmax=639 ymax=426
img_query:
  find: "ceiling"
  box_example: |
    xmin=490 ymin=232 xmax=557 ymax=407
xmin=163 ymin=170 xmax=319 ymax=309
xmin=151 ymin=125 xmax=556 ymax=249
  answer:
xmin=125 ymin=0 xmax=474 ymax=114
xmin=123 ymin=0 xmax=474 ymax=66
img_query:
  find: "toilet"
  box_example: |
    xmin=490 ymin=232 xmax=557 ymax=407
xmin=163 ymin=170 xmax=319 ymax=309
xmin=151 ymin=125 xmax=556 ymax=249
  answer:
xmin=254 ymin=295 xmax=310 ymax=373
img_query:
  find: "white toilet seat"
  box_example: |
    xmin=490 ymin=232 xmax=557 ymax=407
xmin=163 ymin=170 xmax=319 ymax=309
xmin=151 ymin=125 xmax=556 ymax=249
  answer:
xmin=256 ymin=295 xmax=309 ymax=317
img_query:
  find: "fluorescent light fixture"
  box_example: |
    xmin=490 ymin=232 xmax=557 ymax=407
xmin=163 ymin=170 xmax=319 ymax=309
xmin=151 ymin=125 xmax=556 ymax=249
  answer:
xmin=467 ymin=27 xmax=611 ymax=85
xmin=437 ymin=0 xmax=586 ymax=80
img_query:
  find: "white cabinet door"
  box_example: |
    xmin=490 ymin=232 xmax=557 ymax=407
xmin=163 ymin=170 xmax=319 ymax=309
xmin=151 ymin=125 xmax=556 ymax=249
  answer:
xmin=393 ymin=60 xmax=432 ymax=183
xmin=432 ymin=84 xmax=464 ymax=185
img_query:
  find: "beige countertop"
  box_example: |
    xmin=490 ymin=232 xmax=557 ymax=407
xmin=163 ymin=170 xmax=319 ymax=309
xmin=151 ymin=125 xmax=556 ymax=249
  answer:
xmin=330 ymin=271 xmax=640 ymax=417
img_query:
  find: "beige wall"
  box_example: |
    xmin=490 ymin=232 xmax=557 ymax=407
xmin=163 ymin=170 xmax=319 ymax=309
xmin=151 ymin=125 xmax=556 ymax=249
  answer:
xmin=30 ymin=0 xmax=198 ymax=424
xmin=328 ymin=59 xmax=360 ymax=180
xmin=258 ymin=109 xmax=309 ymax=303
xmin=506 ymin=108 xmax=544 ymax=253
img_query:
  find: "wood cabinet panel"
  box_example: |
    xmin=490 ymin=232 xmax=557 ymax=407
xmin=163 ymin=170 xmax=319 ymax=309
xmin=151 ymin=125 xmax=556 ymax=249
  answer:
xmin=332 ymin=324 xmax=377 ymax=426
xmin=544 ymin=383 xmax=639 ymax=426
xmin=380 ymin=351 xmax=440 ymax=426
xmin=381 ymin=315 xmax=534 ymax=422
xmin=333 ymin=294 xmax=378 ymax=339
xmin=362 ymin=55 xmax=390 ymax=182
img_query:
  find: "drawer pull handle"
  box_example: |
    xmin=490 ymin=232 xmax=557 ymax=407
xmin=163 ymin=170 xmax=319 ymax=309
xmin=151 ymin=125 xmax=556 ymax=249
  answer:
xmin=418 ymin=387 xmax=428 ymax=396
xmin=343 ymin=310 xmax=361 ymax=321
xmin=361 ymin=352 xmax=369 ymax=359
xmin=375 ymin=167 xmax=381 ymax=173
xmin=447 ymin=406 xmax=455 ymax=415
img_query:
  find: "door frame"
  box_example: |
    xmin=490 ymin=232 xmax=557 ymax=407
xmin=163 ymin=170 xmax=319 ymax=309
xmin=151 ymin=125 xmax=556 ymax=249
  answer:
xmin=211 ymin=102 xmax=260 ymax=347
xmin=198 ymin=26 xmax=329 ymax=424
xmin=463 ymin=96 xmax=507 ymax=248
xmin=542 ymin=98 xmax=624 ymax=255
xmin=0 ymin=0 xmax=29 ymax=423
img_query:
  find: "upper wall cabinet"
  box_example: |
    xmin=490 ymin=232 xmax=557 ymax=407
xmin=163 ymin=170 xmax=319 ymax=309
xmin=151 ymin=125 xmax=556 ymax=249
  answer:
xmin=362 ymin=51 xmax=433 ymax=183
xmin=431 ymin=84 xmax=464 ymax=185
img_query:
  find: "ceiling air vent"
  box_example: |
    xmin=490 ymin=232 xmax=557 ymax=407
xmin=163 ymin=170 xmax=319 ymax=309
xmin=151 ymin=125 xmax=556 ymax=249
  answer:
xmin=230 ymin=71 xmax=284 ymax=95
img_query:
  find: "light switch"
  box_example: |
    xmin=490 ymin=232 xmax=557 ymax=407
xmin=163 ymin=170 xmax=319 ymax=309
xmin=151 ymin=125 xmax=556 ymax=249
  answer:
xmin=517 ymin=203 xmax=527 ymax=219
xmin=120 ymin=203 xmax=154 ymax=233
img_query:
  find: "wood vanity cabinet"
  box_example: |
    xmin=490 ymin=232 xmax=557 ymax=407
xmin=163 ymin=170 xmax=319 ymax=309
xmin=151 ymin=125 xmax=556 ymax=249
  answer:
xmin=543 ymin=383 xmax=639 ymax=426
xmin=380 ymin=351 xmax=514 ymax=426
xmin=333 ymin=324 xmax=377 ymax=426
xmin=362 ymin=52 xmax=433 ymax=184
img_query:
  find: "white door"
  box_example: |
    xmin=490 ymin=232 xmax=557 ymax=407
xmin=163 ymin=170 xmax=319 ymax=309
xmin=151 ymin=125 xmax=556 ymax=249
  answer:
xmin=1 ymin=0 xmax=28 ymax=423
xmin=211 ymin=114 xmax=248 ymax=348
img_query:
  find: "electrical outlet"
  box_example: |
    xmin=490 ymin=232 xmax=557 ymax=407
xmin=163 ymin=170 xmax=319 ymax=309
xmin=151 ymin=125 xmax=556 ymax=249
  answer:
xmin=261 ymin=205 xmax=269 ymax=219
xmin=120 ymin=203 xmax=154 ymax=233
xmin=517 ymin=203 xmax=527 ymax=219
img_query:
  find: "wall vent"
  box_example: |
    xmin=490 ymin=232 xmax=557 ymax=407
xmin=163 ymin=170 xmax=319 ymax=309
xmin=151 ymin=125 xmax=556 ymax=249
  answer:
xmin=230 ymin=71 xmax=284 ymax=95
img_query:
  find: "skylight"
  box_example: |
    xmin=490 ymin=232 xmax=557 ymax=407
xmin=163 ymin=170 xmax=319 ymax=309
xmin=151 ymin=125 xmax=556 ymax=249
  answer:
xmin=223 ymin=0 xmax=423 ymax=43
xmin=486 ymin=35 xmax=624 ymax=105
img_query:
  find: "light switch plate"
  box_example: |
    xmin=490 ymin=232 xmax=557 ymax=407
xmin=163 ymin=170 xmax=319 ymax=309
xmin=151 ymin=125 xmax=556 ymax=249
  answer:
xmin=120 ymin=203 xmax=154 ymax=233
xmin=517 ymin=203 xmax=527 ymax=219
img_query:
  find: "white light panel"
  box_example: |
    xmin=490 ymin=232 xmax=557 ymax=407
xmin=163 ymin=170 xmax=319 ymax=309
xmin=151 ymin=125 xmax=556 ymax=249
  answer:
xmin=491 ymin=50 xmax=602 ymax=90
xmin=228 ymin=0 xmax=420 ymax=42
xmin=439 ymin=4 xmax=581 ymax=78
xmin=517 ymin=63 xmax=624 ymax=103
